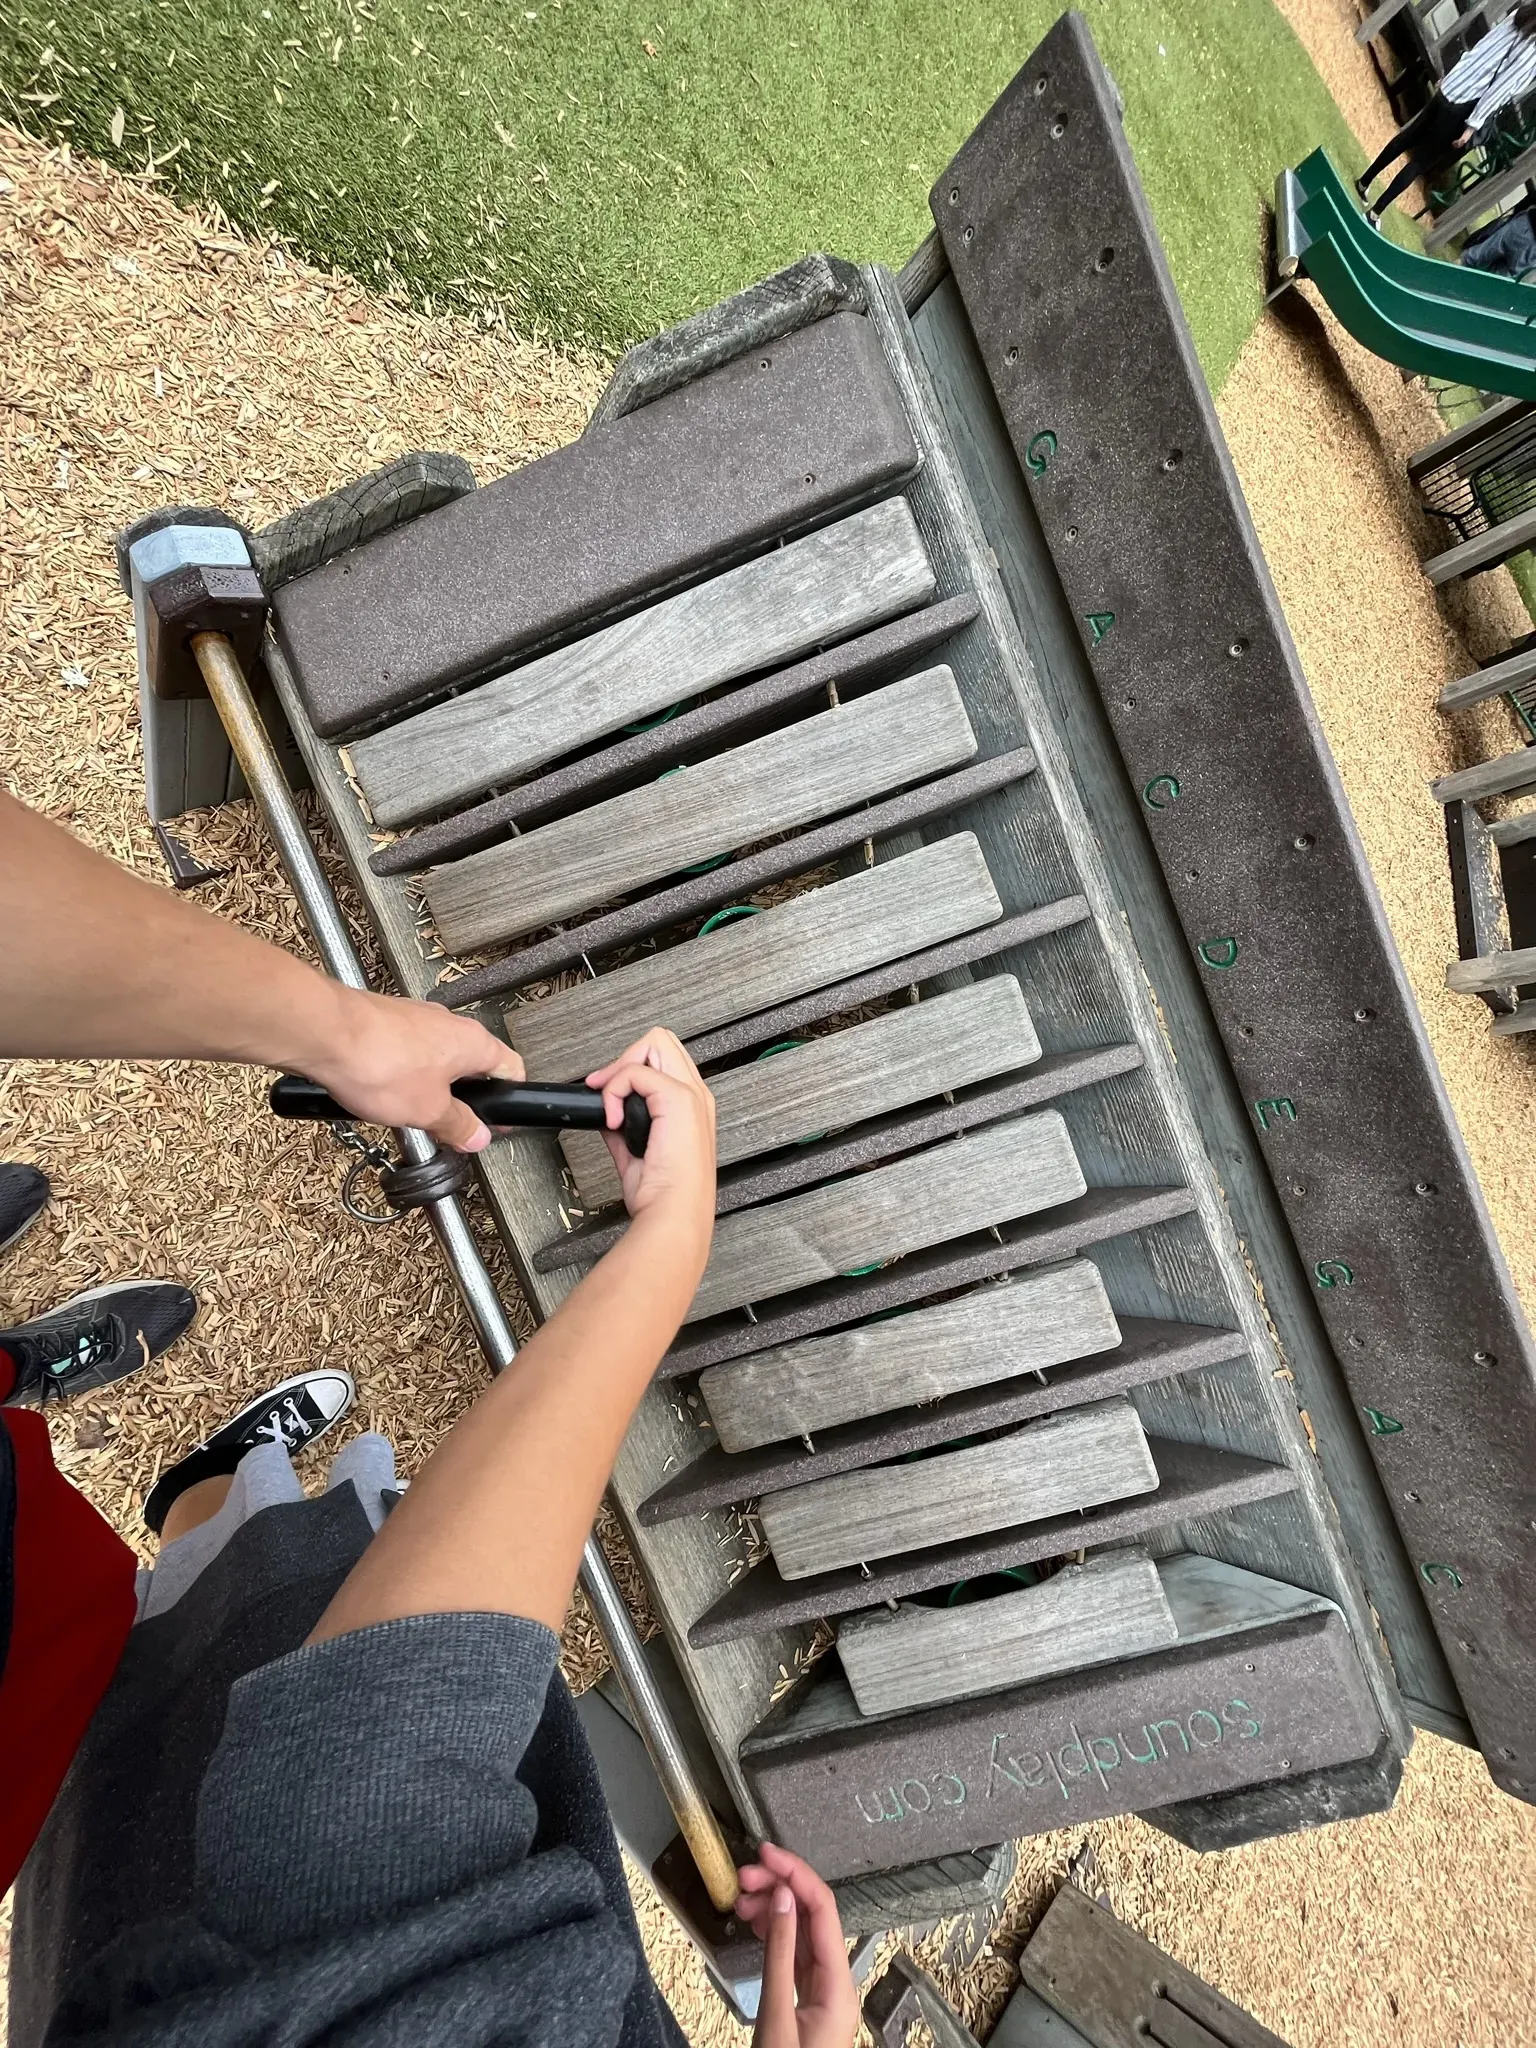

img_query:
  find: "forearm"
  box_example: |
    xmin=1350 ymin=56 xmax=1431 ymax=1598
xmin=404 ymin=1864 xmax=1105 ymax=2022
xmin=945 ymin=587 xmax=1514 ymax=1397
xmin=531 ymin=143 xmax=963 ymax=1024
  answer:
xmin=0 ymin=790 xmax=347 ymax=1067
xmin=308 ymin=1205 xmax=708 ymax=1639
xmin=0 ymin=791 xmax=523 ymax=1148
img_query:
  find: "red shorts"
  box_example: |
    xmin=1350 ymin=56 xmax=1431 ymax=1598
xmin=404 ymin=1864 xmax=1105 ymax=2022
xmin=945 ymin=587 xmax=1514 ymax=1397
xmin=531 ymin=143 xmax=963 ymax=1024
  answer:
xmin=0 ymin=1347 xmax=137 ymax=1891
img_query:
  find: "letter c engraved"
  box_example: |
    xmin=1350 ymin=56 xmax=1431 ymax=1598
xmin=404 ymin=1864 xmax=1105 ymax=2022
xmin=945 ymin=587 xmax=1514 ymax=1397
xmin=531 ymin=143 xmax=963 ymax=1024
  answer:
xmin=1143 ymin=774 xmax=1182 ymax=810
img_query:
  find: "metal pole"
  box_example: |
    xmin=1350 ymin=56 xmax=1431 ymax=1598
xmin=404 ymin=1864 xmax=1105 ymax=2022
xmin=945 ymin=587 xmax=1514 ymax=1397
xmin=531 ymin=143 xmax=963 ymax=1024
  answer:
xmin=192 ymin=630 xmax=741 ymax=1911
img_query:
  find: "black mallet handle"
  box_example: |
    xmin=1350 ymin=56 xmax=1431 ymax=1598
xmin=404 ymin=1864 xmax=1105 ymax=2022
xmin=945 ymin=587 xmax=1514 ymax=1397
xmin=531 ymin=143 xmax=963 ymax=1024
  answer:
xmin=268 ymin=1074 xmax=651 ymax=1156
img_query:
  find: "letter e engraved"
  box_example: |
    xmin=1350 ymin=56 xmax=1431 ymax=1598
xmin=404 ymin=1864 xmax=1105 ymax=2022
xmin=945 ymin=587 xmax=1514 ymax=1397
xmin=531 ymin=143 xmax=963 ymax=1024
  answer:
xmin=1254 ymin=1096 xmax=1297 ymax=1131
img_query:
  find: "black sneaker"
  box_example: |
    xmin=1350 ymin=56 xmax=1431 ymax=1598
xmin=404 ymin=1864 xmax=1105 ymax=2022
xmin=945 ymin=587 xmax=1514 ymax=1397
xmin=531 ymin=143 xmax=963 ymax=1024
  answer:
xmin=0 ymin=1279 xmax=196 ymax=1405
xmin=143 ymin=1368 xmax=356 ymax=1534
xmin=0 ymin=1164 xmax=50 ymax=1255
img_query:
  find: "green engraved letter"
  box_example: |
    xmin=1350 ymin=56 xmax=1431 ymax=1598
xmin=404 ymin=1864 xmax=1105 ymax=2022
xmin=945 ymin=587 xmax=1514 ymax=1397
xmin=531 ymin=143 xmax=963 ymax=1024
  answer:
xmin=1364 ymin=1407 xmax=1404 ymax=1436
xmin=1143 ymin=774 xmax=1181 ymax=810
xmin=1254 ymin=1096 xmax=1298 ymax=1131
xmin=1198 ymin=937 xmax=1239 ymax=970
xmin=1420 ymin=1561 xmax=1463 ymax=1590
xmin=1026 ymin=430 xmax=1058 ymax=475
xmin=1315 ymin=1259 xmax=1354 ymax=1289
xmin=1086 ymin=611 xmax=1115 ymax=645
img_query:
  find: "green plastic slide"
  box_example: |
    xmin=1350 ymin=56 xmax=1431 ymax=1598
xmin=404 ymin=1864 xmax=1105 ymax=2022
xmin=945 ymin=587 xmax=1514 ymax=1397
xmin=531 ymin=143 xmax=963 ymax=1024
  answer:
xmin=1291 ymin=147 xmax=1536 ymax=399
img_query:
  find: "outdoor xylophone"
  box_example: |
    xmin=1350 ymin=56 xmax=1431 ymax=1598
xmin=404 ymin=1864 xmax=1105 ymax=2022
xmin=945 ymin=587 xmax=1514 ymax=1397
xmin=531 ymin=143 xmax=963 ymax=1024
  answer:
xmin=129 ymin=9 xmax=1536 ymax=1979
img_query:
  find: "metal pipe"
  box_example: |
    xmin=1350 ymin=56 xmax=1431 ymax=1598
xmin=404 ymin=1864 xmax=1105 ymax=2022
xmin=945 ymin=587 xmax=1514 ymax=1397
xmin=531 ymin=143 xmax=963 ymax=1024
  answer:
xmin=191 ymin=628 xmax=741 ymax=1911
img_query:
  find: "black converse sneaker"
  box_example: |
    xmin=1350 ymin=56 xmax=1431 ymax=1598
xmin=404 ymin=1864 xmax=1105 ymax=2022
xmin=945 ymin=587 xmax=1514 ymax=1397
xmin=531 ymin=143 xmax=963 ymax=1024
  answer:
xmin=0 ymin=1164 xmax=51 ymax=1254
xmin=143 ymin=1368 xmax=356 ymax=1534
xmin=0 ymin=1279 xmax=196 ymax=1405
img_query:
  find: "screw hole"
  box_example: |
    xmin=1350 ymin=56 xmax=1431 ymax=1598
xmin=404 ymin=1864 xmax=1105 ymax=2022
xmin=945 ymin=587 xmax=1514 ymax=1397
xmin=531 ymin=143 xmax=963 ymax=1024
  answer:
xmin=1354 ymin=1007 xmax=1375 ymax=1023
xmin=1005 ymin=345 xmax=1019 ymax=364
xmin=1238 ymin=1024 xmax=1254 ymax=1038
xmin=759 ymin=356 xmax=771 ymax=369
xmin=1051 ymin=117 xmax=1068 ymax=139
xmin=962 ymin=225 xmax=974 ymax=245
xmin=1124 ymin=696 xmax=1137 ymax=710
xmin=1034 ymin=73 xmax=1048 ymax=96
xmin=1065 ymin=524 xmax=1078 ymax=540
xmin=1096 ymin=245 xmax=1115 ymax=272
xmin=1349 ymin=1335 xmax=1364 ymax=1349
xmin=803 ymin=473 xmax=815 ymax=486
xmin=948 ymin=186 xmax=960 ymax=205
xmin=1228 ymin=637 xmax=1250 ymax=658
xmin=1406 ymin=1490 xmax=1421 ymax=1503
xmin=1161 ymin=448 xmax=1182 ymax=473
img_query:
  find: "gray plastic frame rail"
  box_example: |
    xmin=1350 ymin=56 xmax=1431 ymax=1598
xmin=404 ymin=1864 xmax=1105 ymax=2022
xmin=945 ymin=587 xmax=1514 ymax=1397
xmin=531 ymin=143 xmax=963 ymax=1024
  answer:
xmin=934 ymin=10 xmax=1536 ymax=1799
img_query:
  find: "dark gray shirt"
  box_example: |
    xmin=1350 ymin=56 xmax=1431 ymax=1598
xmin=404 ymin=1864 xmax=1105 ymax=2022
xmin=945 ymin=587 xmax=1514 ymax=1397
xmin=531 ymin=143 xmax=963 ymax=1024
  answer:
xmin=10 ymin=1485 xmax=688 ymax=2047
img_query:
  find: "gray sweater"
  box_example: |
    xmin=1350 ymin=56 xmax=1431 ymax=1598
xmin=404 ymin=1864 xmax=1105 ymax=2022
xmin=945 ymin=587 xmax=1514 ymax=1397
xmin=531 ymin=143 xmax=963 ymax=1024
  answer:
xmin=10 ymin=1488 xmax=689 ymax=2047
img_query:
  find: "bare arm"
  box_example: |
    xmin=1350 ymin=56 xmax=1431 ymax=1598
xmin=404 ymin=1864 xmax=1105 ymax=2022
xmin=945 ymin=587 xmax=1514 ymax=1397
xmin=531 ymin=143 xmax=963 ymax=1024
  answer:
xmin=308 ymin=1030 xmax=717 ymax=1639
xmin=0 ymin=789 xmax=522 ymax=1150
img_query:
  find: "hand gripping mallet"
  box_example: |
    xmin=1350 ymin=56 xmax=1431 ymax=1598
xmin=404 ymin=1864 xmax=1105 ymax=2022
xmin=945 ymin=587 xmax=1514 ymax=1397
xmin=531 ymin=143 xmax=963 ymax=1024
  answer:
xmin=269 ymin=1073 xmax=652 ymax=1157
xmin=119 ymin=506 xmax=741 ymax=1914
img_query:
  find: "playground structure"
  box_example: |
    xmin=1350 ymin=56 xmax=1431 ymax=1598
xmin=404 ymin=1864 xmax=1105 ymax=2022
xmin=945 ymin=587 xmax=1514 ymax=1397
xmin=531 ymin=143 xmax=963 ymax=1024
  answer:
xmin=126 ymin=11 xmax=1536 ymax=2018
xmin=1275 ymin=145 xmax=1536 ymax=1035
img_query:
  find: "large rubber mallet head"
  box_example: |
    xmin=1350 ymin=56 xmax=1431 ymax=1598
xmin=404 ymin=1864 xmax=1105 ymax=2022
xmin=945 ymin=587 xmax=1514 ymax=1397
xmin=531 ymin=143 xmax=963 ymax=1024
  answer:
xmin=118 ymin=506 xmax=268 ymax=699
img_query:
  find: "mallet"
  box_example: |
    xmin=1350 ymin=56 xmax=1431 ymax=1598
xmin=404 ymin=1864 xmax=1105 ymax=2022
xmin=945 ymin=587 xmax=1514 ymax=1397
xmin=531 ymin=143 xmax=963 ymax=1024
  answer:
xmin=269 ymin=1072 xmax=651 ymax=1155
xmin=119 ymin=505 xmax=741 ymax=1915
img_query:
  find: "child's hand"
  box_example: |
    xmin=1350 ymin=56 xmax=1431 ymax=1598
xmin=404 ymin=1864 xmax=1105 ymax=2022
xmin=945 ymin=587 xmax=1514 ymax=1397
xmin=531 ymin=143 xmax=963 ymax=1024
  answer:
xmin=586 ymin=1029 xmax=716 ymax=1252
xmin=736 ymin=1841 xmax=859 ymax=2048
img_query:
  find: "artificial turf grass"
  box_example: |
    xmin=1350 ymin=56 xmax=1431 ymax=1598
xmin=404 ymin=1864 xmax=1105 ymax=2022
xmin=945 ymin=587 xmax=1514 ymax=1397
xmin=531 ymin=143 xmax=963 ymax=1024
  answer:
xmin=1 ymin=0 xmax=1369 ymax=389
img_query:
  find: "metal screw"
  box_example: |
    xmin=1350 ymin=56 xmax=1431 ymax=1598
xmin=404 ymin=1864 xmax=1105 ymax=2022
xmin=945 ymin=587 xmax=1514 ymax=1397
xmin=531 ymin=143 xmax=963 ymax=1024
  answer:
xmin=1474 ymin=1349 xmax=1496 ymax=1366
xmin=1065 ymin=524 xmax=1078 ymax=540
xmin=962 ymin=225 xmax=974 ymax=244
xmin=948 ymin=186 xmax=960 ymax=205
xmin=1414 ymin=1180 xmax=1434 ymax=1196
xmin=1005 ymin=345 xmax=1018 ymax=364
xmin=1293 ymin=833 xmax=1313 ymax=850
xmin=1354 ymin=1007 xmax=1375 ymax=1023
xmin=1034 ymin=74 xmax=1048 ymax=96
xmin=1162 ymin=448 xmax=1182 ymax=472
xmin=1229 ymin=637 xmax=1250 ymax=658
xmin=1051 ymin=118 xmax=1067 ymax=138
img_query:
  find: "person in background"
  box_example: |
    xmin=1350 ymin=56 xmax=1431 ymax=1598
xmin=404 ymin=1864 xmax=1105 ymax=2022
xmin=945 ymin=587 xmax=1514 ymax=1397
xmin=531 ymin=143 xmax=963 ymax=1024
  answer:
xmin=2 ymin=790 xmax=860 ymax=2047
xmin=1357 ymin=2 xmax=1536 ymax=225
xmin=1461 ymin=197 xmax=1536 ymax=276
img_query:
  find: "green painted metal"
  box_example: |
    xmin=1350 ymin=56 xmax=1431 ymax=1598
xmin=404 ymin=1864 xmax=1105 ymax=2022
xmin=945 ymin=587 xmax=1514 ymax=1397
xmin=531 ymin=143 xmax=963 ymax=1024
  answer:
xmin=1295 ymin=148 xmax=1536 ymax=320
xmin=1296 ymin=213 xmax=1536 ymax=401
xmin=1298 ymin=188 xmax=1536 ymax=349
